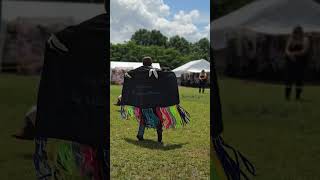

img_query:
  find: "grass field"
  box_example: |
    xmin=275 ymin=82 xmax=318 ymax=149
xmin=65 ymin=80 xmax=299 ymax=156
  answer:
xmin=110 ymin=85 xmax=210 ymax=179
xmin=0 ymin=74 xmax=39 ymax=179
xmin=218 ymin=77 xmax=320 ymax=180
xmin=1 ymin=74 xmax=320 ymax=179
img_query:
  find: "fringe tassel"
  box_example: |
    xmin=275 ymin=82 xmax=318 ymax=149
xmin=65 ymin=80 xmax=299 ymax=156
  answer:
xmin=134 ymin=107 xmax=143 ymax=125
xmin=120 ymin=104 xmax=190 ymax=129
xmin=56 ymin=143 xmax=77 ymax=173
xmin=127 ymin=106 xmax=135 ymax=118
xmin=177 ymin=105 xmax=191 ymax=125
xmin=120 ymin=106 xmax=127 ymax=119
xmin=213 ymin=136 xmax=256 ymax=180
xmin=141 ymin=109 xmax=160 ymax=128
xmin=169 ymin=106 xmax=182 ymax=128
xmin=155 ymin=107 xmax=165 ymax=126
xmin=160 ymin=107 xmax=173 ymax=128
xmin=166 ymin=107 xmax=176 ymax=128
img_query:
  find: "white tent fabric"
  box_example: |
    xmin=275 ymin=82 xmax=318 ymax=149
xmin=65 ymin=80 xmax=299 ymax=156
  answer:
xmin=110 ymin=61 xmax=161 ymax=82
xmin=173 ymin=59 xmax=210 ymax=78
xmin=110 ymin=61 xmax=160 ymax=69
xmin=2 ymin=1 xmax=105 ymax=23
xmin=211 ymin=0 xmax=320 ymax=50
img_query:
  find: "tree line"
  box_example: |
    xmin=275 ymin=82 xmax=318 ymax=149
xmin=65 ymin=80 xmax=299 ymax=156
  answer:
xmin=111 ymin=29 xmax=210 ymax=69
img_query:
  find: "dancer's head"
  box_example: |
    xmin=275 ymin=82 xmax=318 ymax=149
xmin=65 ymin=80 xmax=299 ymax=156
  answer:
xmin=142 ymin=56 xmax=152 ymax=66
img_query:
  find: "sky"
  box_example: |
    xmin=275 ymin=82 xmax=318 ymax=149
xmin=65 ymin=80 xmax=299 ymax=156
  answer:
xmin=110 ymin=0 xmax=210 ymax=43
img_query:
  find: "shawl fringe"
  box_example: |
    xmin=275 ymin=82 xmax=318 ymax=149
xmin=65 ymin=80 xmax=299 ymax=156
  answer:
xmin=120 ymin=105 xmax=190 ymax=129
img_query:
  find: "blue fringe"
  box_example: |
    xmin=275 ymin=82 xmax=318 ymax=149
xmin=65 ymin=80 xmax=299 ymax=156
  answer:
xmin=176 ymin=105 xmax=191 ymax=125
xmin=120 ymin=106 xmax=127 ymax=119
xmin=141 ymin=109 xmax=160 ymax=128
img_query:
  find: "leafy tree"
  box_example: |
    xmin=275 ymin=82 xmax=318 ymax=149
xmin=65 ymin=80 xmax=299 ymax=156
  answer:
xmin=192 ymin=38 xmax=210 ymax=61
xmin=131 ymin=29 xmax=167 ymax=47
xmin=111 ymin=29 xmax=210 ymax=69
xmin=168 ymin=35 xmax=190 ymax=54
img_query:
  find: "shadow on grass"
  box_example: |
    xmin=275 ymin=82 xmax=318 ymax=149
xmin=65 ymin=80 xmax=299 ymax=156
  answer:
xmin=16 ymin=153 xmax=33 ymax=160
xmin=298 ymin=99 xmax=313 ymax=103
xmin=124 ymin=138 xmax=188 ymax=151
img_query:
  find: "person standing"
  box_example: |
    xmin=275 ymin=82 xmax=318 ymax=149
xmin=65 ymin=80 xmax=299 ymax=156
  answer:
xmin=284 ymin=26 xmax=310 ymax=101
xmin=125 ymin=57 xmax=163 ymax=143
xmin=198 ymin=70 xmax=208 ymax=93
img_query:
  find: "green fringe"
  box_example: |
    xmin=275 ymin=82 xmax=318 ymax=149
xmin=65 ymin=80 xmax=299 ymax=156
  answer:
xmin=169 ymin=106 xmax=182 ymax=128
xmin=56 ymin=143 xmax=77 ymax=173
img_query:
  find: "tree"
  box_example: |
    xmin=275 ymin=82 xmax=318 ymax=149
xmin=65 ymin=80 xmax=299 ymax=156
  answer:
xmin=149 ymin=30 xmax=167 ymax=47
xmin=168 ymin=35 xmax=190 ymax=54
xmin=192 ymin=38 xmax=210 ymax=61
xmin=131 ymin=29 xmax=149 ymax=46
xmin=131 ymin=29 xmax=167 ymax=47
xmin=111 ymin=29 xmax=210 ymax=69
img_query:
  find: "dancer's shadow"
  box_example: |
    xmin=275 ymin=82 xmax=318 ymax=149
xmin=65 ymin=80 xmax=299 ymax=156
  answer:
xmin=298 ymin=99 xmax=313 ymax=103
xmin=124 ymin=138 xmax=188 ymax=151
xmin=16 ymin=152 xmax=33 ymax=160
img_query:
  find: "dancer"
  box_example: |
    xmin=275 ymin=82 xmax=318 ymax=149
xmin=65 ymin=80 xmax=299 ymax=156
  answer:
xmin=33 ymin=9 xmax=108 ymax=180
xmin=119 ymin=57 xmax=190 ymax=143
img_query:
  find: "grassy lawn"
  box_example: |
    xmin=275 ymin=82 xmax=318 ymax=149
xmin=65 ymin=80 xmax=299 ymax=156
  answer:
xmin=219 ymin=78 xmax=320 ymax=180
xmin=0 ymin=74 xmax=39 ymax=179
xmin=1 ymin=74 xmax=320 ymax=179
xmin=110 ymin=85 xmax=211 ymax=179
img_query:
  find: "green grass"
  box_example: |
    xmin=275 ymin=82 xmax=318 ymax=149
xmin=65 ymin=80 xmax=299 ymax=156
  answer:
xmin=110 ymin=85 xmax=210 ymax=179
xmin=1 ymin=74 xmax=320 ymax=179
xmin=218 ymin=78 xmax=320 ymax=180
xmin=0 ymin=74 xmax=39 ymax=179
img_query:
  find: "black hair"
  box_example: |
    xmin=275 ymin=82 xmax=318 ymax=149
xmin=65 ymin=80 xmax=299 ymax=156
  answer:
xmin=142 ymin=57 xmax=152 ymax=66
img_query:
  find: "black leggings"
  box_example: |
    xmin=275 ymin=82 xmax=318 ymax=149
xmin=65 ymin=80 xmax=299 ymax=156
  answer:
xmin=285 ymin=59 xmax=306 ymax=88
xmin=284 ymin=57 xmax=306 ymax=99
xmin=199 ymin=80 xmax=206 ymax=93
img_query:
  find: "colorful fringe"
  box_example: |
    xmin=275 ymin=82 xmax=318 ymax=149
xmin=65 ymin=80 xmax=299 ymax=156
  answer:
xmin=33 ymin=138 xmax=106 ymax=180
xmin=120 ymin=105 xmax=190 ymax=129
xmin=212 ymin=136 xmax=256 ymax=180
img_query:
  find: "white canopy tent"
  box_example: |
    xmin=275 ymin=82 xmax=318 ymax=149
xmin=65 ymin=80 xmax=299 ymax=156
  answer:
xmin=110 ymin=61 xmax=161 ymax=84
xmin=173 ymin=59 xmax=210 ymax=78
xmin=2 ymin=1 xmax=105 ymax=23
xmin=211 ymin=0 xmax=320 ymax=50
xmin=0 ymin=1 xmax=105 ymax=72
xmin=110 ymin=61 xmax=160 ymax=70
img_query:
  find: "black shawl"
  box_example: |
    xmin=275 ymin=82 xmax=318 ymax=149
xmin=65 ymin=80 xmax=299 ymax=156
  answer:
xmin=35 ymin=14 xmax=108 ymax=146
xmin=119 ymin=66 xmax=190 ymax=129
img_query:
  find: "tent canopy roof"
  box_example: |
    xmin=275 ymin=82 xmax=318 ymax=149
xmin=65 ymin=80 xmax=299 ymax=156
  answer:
xmin=3 ymin=1 xmax=105 ymax=23
xmin=110 ymin=61 xmax=161 ymax=70
xmin=212 ymin=0 xmax=320 ymax=50
xmin=173 ymin=59 xmax=210 ymax=77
